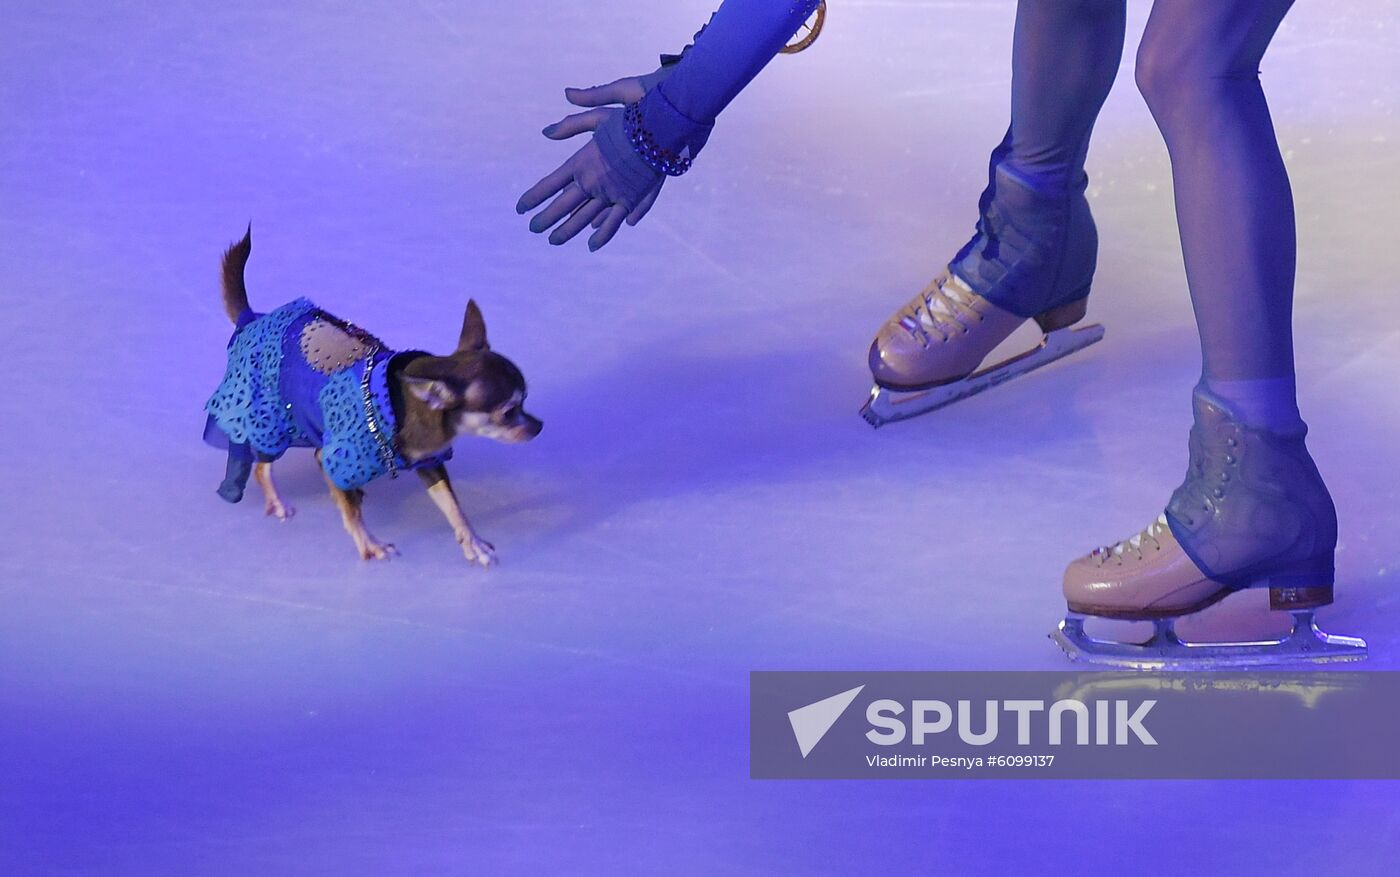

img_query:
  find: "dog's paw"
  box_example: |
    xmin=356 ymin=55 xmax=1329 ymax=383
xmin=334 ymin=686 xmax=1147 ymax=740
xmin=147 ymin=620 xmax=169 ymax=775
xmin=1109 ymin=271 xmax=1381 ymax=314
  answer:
xmin=358 ymin=538 xmax=399 ymax=561
xmin=264 ymin=498 xmax=296 ymax=521
xmin=459 ymin=532 xmax=497 ymax=568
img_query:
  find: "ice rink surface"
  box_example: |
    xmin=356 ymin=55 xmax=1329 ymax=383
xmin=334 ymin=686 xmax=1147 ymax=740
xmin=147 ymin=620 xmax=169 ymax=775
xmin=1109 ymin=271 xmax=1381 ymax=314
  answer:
xmin=3 ymin=1 xmax=1399 ymax=872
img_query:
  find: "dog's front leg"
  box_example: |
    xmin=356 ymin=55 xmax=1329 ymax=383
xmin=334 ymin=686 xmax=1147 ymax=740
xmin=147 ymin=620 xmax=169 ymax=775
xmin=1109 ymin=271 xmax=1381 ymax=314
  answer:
xmin=316 ymin=451 xmax=398 ymax=561
xmin=418 ymin=465 xmax=496 ymax=568
xmin=253 ymin=461 xmax=296 ymax=520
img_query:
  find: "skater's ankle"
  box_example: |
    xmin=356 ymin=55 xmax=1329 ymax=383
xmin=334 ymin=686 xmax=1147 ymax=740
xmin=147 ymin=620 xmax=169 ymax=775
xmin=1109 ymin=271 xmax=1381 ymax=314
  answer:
xmin=996 ymin=160 xmax=1086 ymax=200
xmin=1200 ymin=376 xmax=1305 ymax=434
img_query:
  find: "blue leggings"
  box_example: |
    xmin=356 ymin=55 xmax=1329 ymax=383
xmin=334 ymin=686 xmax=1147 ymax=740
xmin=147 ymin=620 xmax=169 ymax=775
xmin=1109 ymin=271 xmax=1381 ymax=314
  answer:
xmin=1000 ymin=0 xmax=1298 ymax=388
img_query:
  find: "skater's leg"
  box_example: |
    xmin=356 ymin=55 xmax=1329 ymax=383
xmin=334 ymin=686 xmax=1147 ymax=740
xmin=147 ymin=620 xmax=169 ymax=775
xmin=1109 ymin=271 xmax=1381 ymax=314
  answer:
xmin=950 ymin=0 xmax=1127 ymax=317
xmin=1005 ymin=0 xmax=1128 ymax=193
xmin=1136 ymin=0 xmax=1302 ymax=429
xmin=870 ymin=1 xmax=1125 ymax=393
xmin=1135 ymin=0 xmax=1334 ymax=586
xmin=1055 ymin=0 xmax=1358 ymax=666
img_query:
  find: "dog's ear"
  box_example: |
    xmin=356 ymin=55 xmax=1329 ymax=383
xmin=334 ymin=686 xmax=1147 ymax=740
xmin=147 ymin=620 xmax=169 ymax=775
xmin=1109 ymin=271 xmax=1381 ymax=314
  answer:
xmin=457 ymin=299 xmax=488 ymax=354
xmin=403 ymin=376 xmax=460 ymax=410
xmin=402 ymin=353 xmax=463 ymax=389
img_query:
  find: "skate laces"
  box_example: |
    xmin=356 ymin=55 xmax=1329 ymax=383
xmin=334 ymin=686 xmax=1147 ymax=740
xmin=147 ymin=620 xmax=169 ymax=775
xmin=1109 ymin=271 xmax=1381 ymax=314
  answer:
xmin=899 ymin=273 xmax=982 ymax=344
xmin=1092 ymin=514 xmax=1170 ymax=563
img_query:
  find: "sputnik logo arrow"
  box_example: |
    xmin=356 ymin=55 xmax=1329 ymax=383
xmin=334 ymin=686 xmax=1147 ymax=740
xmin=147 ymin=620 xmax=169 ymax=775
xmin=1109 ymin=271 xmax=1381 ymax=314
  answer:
xmin=787 ymin=685 xmax=865 ymax=758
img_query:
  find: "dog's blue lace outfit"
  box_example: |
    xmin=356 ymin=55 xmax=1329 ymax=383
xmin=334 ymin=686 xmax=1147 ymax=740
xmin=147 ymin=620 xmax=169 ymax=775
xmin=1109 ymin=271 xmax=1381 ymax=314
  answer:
xmin=204 ymin=299 xmax=448 ymax=501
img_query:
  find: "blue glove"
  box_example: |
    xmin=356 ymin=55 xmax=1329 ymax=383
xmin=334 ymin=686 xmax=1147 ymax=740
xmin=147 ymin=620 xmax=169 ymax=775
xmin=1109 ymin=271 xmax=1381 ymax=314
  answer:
xmin=516 ymin=75 xmax=669 ymax=251
xmin=517 ymin=1 xmax=819 ymax=251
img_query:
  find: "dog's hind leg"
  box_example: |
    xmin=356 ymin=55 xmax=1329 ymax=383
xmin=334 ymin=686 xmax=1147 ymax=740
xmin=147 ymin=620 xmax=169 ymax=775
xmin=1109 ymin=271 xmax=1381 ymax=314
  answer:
xmin=417 ymin=464 xmax=496 ymax=568
xmin=316 ymin=452 xmax=397 ymax=561
xmin=253 ymin=461 xmax=296 ymax=521
xmin=217 ymin=444 xmax=254 ymax=503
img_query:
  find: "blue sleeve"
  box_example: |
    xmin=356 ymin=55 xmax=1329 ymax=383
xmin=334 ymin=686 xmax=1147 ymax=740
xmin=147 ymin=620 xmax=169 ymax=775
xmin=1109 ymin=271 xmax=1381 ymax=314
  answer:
xmin=641 ymin=1 xmax=821 ymax=156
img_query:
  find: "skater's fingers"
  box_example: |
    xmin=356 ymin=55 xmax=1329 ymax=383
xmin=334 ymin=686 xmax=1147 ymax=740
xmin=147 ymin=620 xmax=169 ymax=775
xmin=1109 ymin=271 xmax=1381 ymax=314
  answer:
xmin=565 ymin=78 xmax=646 ymax=108
xmin=517 ymin=162 xmax=575 ymax=214
xmin=588 ymin=204 xmax=628 ymax=251
xmin=528 ymin=184 xmax=589 ymax=233
xmin=549 ymin=198 xmax=608 ymax=245
xmin=626 ymin=181 xmax=663 ymax=226
xmin=542 ymin=108 xmax=610 ymax=140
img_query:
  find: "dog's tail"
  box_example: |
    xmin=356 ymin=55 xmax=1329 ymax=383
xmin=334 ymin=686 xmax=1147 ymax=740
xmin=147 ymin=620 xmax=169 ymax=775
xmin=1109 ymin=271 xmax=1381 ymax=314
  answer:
xmin=220 ymin=224 xmax=253 ymax=323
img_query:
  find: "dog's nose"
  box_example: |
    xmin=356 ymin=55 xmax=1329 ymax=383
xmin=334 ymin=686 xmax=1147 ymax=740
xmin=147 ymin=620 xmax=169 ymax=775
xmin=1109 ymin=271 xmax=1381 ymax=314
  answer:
xmin=510 ymin=418 xmax=542 ymax=443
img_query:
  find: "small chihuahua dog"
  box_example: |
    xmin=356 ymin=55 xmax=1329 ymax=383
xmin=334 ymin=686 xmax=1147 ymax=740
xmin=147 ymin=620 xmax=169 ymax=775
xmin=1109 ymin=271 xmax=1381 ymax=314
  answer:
xmin=204 ymin=228 xmax=541 ymax=566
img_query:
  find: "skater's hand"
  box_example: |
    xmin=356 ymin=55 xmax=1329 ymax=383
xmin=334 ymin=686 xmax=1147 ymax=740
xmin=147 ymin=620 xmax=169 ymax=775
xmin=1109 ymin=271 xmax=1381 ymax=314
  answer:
xmin=517 ymin=75 xmax=670 ymax=251
xmin=565 ymin=69 xmax=663 ymax=108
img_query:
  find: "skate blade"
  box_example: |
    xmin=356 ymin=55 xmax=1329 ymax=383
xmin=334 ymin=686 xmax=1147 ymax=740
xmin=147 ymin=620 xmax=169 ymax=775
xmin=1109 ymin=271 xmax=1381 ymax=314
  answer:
xmin=1050 ymin=611 xmax=1368 ymax=671
xmin=860 ymin=323 xmax=1105 ymax=428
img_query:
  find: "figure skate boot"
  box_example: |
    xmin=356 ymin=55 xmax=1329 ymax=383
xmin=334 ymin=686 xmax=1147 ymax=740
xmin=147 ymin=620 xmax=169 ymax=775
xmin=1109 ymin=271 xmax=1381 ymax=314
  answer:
xmin=862 ymin=158 xmax=1104 ymax=427
xmin=1052 ymin=386 xmax=1367 ymax=669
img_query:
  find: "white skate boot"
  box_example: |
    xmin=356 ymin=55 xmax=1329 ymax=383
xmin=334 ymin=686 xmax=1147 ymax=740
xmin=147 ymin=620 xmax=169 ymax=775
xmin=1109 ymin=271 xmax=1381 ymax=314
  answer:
xmin=860 ymin=271 xmax=1103 ymax=427
xmin=860 ymin=159 xmax=1107 ymax=427
xmin=1050 ymin=389 xmax=1367 ymax=669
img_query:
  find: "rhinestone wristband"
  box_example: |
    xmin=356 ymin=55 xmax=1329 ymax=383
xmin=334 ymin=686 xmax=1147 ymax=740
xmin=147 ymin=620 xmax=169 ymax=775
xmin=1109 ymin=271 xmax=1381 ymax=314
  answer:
xmin=623 ymin=102 xmax=693 ymax=178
